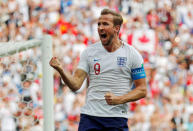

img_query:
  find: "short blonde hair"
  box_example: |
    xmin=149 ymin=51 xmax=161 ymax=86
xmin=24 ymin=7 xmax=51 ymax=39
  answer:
xmin=101 ymin=9 xmax=123 ymax=26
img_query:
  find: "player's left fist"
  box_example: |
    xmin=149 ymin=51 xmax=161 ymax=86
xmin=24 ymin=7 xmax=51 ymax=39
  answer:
xmin=104 ymin=92 xmax=121 ymax=105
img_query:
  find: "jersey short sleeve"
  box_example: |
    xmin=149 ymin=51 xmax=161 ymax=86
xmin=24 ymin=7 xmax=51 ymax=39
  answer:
xmin=130 ymin=47 xmax=146 ymax=80
xmin=77 ymin=49 xmax=89 ymax=74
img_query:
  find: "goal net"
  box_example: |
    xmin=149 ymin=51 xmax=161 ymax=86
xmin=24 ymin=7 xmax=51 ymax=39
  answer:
xmin=0 ymin=35 xmax=54 ymax=131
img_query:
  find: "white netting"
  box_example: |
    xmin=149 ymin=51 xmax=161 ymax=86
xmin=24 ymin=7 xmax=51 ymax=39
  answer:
xmin=0 ymin=47 xmax=44 ymax=131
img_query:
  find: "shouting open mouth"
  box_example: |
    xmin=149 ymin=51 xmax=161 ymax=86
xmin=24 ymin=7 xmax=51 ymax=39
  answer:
xmin=100 ymin=33 xmax=108 ymax=43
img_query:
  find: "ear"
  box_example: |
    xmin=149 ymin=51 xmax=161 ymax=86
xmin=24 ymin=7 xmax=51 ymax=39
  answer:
xmin=114 ymin=25 xmax=121 ymax=34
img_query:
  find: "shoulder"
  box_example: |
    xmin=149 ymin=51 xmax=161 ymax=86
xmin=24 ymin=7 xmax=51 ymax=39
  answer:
xmin=122 ymin=42 xmax=144 ymax=67
xmin=122 ymin=41 xmax=143 ymax=61
xmin=83 ymin=42 xmax=103 ymax=56
xmin=123 ymin=42 xmax=139 ymax=54
xmin=86 ymin=42 xmax=101 ymax=50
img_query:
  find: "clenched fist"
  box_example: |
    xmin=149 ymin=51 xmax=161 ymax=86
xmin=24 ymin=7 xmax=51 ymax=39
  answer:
xmin=49 ymin=57 xmax=62 ymax=70
xmin=104 ymin=92 xmax=122 ymax=105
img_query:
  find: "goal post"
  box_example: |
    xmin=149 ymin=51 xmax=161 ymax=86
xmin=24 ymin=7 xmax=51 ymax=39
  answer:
xmin=0 ymin=35 xmax=54 ymax=131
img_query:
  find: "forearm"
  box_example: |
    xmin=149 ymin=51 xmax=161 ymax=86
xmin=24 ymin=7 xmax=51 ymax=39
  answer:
xmin=120 ymin=86 xmax=147 ymax=104
xmin=49 ymin=57 xmax=87 ymax=92
xmin=56 ymin=68 xmax=80 ymax=92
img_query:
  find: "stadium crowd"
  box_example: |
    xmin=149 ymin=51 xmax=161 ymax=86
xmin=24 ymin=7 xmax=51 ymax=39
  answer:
xmin=0 ymin=0 xmax=193 ymax=130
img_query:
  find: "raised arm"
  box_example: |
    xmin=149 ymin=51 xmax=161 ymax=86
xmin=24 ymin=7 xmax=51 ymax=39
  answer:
xmin=49 ymin=57 xmax=87 ymax=92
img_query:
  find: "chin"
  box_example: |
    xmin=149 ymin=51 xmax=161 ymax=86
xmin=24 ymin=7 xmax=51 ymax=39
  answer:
xmin=100 ymin=37 xmax=111 ymax=46
xmin=102 ymin=41 xmax=109 ymax=46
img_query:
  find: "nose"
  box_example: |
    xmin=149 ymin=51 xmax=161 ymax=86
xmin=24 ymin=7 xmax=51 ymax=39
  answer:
xmin=98 ymin=24 xmax=104 ymax=30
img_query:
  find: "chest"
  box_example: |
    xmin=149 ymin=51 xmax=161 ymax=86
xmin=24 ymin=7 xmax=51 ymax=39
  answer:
xmin=88 ymin=50 xmax=131 ymax=75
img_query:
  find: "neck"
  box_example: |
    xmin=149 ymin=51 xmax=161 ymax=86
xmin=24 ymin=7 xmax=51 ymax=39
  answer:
xmin=104 ymin=38 xmax=122 ymax=52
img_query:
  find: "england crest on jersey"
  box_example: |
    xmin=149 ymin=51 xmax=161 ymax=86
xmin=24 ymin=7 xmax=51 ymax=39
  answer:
xmin=117 ymin=57 xmax=127 ymax=67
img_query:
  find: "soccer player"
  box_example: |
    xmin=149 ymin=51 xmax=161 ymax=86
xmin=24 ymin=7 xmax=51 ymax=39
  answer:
xmin=50 ymin=8 xmax=147 ymax=131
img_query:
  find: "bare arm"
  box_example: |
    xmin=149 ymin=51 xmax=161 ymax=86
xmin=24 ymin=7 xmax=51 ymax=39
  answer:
xmin=105 ymin=78 xmax=147 ymax=105
xmin=49 ymin=57 xmax=87 ymax=92
xmin=120 ymin=78 xmax=147 ymax=103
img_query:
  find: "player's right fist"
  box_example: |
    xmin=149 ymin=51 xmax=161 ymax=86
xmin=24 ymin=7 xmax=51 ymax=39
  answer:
xmin=49 ymin=57 xmax=62 ymax=70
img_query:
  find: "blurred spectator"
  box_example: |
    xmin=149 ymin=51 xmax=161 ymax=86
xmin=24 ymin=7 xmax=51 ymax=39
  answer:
xmin=184 ymin=113 xmax=193 ymax=131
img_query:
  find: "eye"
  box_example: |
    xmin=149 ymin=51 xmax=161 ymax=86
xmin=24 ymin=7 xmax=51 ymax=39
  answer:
xmin=103 ymin=22 xmax=109 ymax=25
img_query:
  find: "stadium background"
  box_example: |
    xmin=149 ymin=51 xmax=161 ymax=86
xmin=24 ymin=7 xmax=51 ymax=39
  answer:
xmin=0 ymin=0 xmax=193 ymax=130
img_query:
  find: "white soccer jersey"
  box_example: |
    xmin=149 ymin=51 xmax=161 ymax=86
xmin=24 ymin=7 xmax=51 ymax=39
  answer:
xmin=77 ymin=42 xmax=144 ymax=118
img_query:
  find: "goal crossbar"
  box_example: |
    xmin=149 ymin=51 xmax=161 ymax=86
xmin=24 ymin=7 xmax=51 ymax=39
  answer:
xmin=0 ymin=35 xmax=54 ymax=131
xmin=0 ymin=39 xmax=41 ymax=58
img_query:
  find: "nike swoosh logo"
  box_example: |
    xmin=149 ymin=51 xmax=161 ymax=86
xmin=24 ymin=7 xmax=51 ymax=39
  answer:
xmin=94 ymin=58 xmax=101 ymax=62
